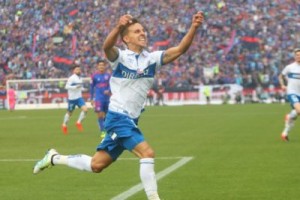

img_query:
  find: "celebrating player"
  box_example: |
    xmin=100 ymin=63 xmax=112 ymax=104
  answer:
xmin=61 ymin=64 xmax=88 ymax=134
xmin=279 ymin=48 xmax=300 ymax=141
xmin=33 ymin=12 xmax=204 ymax=200
xmin=90 ymin=60 xmax=111 ymax=138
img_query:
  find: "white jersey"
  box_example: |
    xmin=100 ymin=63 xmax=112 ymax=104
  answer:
xmin=281 ymin=62 xmax=300 ymax=95
xmin=65 ymin=73 xmax=83 ymax=100
xmin=108 ymin=48 xmax=164 ymax=118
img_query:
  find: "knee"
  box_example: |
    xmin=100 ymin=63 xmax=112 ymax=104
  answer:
xmin=141 ymin=148 xmax=155 ymax=158
xmin=91 ymin=158 xmax=112 ymax=173
xmin=295 ymin=109 xmax=300 ymax=116
xmin=134 ymin=142 xmax=156 ymax=158
xmin=82 ymin=107 xmax=88 ymax=113
xmin=98 ymin=112 xmax=105 ymax=119
xmin=91 ymin=161 xmax=107 ymax=173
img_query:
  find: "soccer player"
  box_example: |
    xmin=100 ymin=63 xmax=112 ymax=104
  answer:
xmin=7 ymin=86 xmax=17 ymax=111
xmin=33 ymin=12 xmax=204 ymax=200
xmin=90 ymin=60 xmax=111 ymax=138
xmin=279 ymin=48 xmax=300 ymax=141
xmin=61 ymin=64 xmax=88 ymax=134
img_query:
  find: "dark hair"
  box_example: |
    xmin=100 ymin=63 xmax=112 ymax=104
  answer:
xmin=97 ymin=59 xmax=106 ymax=64
xmin=71 ymin=64 xmax=80 ymax=70
xmin=120 ymin=18 xmax=139 ymax=44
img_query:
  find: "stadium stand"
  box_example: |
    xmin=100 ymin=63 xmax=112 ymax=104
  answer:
xmin=0 ymin=0 xmax=300 ymax=94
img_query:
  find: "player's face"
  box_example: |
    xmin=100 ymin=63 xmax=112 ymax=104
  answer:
xmin=124 ymin=23 xmax=147 ymax=52
xmin=97 ymin=62 xmax=106 ymax=73
xmin=295 ymin=51 xmax=300 ymax=63
xmin=74 ymin=67 xmax=81 ymax=75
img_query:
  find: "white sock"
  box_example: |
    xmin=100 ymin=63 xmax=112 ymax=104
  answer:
xmin=63 ymin=113 xmax=70 ymax=125
xmin=282 ymin=127 xmax=290 ymax=136
xmin=140 ymin=158 xmax=159 ymax=199
xmin=289 ymin=110 xmax=297 ymax=120
xmin=283 ymin=110 xmax=298 ymax=136
xmin=283 ymin=120 xmax=294 ymax=136
xmin=77 ymin=111 xmax=86 ymax=123
xmin=52 ymin=154 xmax=92 ymax=172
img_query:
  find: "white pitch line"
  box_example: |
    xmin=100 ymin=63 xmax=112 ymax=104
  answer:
xmin=111 ymin=156 xmax=194 ymax=200
xmin=0 ymin=116 xmax=27 ymax=120
xmin=0 ymin=157 xmax=187 ymax=162
xmin=0 ymin=159 xmax=37 ymax=162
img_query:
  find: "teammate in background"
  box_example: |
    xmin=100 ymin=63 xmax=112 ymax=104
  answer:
xmin=90 ymin=60 xmax=111 ymax=138
xmin=61 ymin=64 xmax=88 ymax=134
xmin=33 ymin=12 xmax=204 ymax=200
xmin=7 ymin=86 xmax=16 ymax=111
xmin=279 ymin=48 xmax=300 ymax=141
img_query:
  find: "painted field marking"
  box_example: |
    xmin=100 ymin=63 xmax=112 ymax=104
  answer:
xmin=0 ymin=116 xmax=27 ymax=120
xmin=111 ymin=156 xmax=194 ymax=200
xmin=0 ymin=156 xmax=194 ymax=200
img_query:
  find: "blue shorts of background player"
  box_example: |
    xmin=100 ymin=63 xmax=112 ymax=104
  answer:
xmin=67 ymin=97 xmax=86 ymax=112
xmin=97 ymin=111 xmax=144 ymax=161
xmin=94 ymin=100 xmax=109 ymax=113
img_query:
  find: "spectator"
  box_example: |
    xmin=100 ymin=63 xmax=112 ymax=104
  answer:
xmin=0 ymin=0 xmax=299 ymax=93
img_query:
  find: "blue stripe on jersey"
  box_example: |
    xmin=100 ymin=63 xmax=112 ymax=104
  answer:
xmin=112 ymin=63 xmax=156 ymax=79
xmin=287 ymin=73 xmax=300 ymax=79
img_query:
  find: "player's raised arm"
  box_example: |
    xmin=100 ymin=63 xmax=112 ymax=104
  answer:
xmin=102 ymin=14 xmax=133 ymax=62
xmin=162 ymin=12 xmax=204 ymax=65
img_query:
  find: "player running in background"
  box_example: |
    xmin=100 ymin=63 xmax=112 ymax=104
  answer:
xmin=61 ymin=64 xmax=88 ymax=134
xmin=279 ymin=48 xmax=300 ymax=141
xmin=90 ymin=60 xmax=111 ymax=138
xmin=33 ymin=12 xmax=204 ymax=200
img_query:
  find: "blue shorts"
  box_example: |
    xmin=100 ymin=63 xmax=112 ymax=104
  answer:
xmin=67 ymin=98 xmax=86 ymax=112
xmin=287 ymin=94 xmax=300 ymax=108
xmin=94 ymin=100 xmax=109 ymax=113
xmin=96 ymin=111 xmax=144 ymax=161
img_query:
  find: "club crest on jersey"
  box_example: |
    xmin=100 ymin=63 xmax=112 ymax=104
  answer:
xmin=137 ymin=68 xmax=144 ymax=74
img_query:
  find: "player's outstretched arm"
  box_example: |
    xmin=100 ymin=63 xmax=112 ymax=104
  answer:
xmin=103 ymin=14 xmax=133 ymax=62
xmin=162 ymin=12 xmax=204 ymax=65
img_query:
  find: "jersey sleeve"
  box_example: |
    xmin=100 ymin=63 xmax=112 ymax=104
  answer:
xmin=150 ymin=50 xmax=165 ymax=70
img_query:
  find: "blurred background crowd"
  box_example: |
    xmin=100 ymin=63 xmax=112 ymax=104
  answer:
xmin=0 ymin=0 xmax=300 ymax=92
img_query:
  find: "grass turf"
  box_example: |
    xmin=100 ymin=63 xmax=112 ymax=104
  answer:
xmin=1 ymin=104 xmax=300 ymax=200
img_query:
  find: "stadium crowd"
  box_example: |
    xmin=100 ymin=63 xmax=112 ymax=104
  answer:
xmin=0 ymin=0 xmax=300 ymax=92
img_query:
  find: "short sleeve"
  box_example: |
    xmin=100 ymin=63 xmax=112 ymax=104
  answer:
xmin=150 ymin=50 xmax=164 ymax=70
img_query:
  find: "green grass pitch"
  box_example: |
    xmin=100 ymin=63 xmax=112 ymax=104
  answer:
xmin=1 ymin=104 xmax=300 ymax=200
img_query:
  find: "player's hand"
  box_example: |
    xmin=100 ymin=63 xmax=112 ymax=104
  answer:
xmin=76 ymin=85 xmax=82 ymax=88
xmin=118 ymin=14 xmax=133 ymax=29
xmin=281 ymin=85 xmax=287 ymax=91
xmin=192 ymin=12 xmax=204 ymax=28
xmin=104 ymin=90 xmax=110 ymax=95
